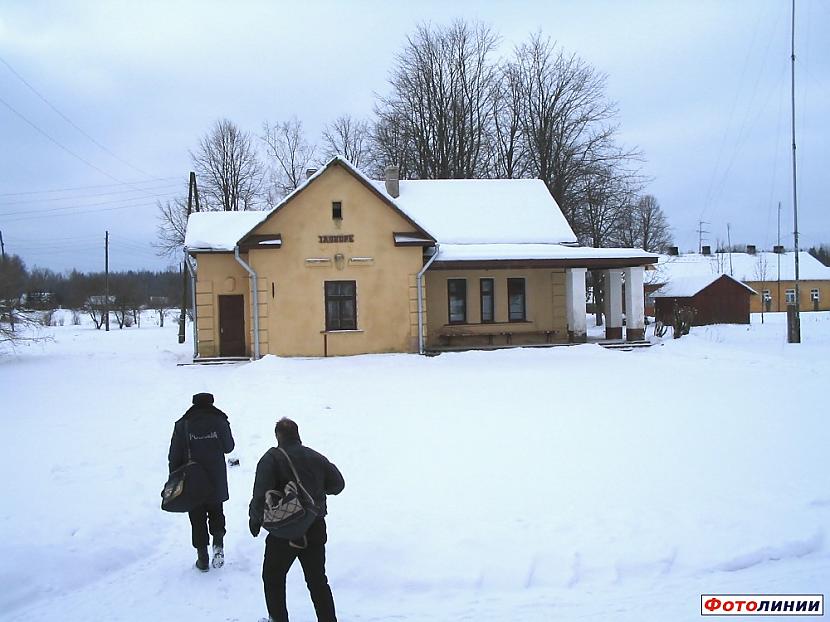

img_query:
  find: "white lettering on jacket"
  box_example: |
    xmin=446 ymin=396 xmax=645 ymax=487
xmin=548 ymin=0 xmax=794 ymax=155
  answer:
xmin=189 ymin=431 xmax=218 ymax=441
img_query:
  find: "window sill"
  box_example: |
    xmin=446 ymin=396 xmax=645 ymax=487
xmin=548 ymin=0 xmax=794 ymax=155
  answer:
xmin=321 ymin=329 xmax=364 ymax=334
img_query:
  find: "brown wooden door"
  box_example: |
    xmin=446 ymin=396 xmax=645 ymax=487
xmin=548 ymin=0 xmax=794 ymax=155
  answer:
xmin=218 ymin=295 xmax=246 ymax=357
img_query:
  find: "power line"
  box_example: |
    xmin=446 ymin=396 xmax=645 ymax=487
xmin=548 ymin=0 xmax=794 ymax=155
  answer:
xmin=0 ymin=93 xmax=129 ymax=184
xmin=0 ymin=177 xmax=181 ymax=198
xmin=0 ymin=182 xmax=181 ymax=206
xmin=0 ymin=54 xmax=159 ymax=179
xmin=0 ymin=193 xmax=171 ymax=217
xmin=0 ymin=201 xmax=159 ymax=222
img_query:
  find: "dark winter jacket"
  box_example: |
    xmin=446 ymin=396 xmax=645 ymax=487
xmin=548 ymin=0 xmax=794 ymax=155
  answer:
xmin=168 ymin=404 xmax=235 ymax=504
xmin=249 ymin=440 xmax=344 ymax=529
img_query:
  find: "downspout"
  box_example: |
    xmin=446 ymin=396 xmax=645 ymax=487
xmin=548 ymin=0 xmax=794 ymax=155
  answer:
xmin=184 ymin=249 xmax=198 ymax=359
xmin=417 ymin=243 xmax=440 ymax=355
xmin=234 ymin=246 xmax=261 ymax=360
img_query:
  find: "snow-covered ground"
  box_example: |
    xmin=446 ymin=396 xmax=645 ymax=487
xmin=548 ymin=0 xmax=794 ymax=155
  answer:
xmin=2 ymin=311 xmax=828 ymax=621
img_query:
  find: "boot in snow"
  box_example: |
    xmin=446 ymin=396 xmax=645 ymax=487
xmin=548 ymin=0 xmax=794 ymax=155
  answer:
xmin=212 ymin=543 xmax=224 ymax=569
xmin=195 ymin=546 xmax=210 ymax=572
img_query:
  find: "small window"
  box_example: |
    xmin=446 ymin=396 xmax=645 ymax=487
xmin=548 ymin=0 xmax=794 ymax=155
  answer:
xmin=507 ymin=278 xmax=526 ymax=322
xmin=480 ymin=278 xmax=494 ymax=323
xmin=811 ymin=288 xmax=820 ymax=301
xmin=785 ymin=289 xmax=796 ymax=304
xmin=762 ymin=289 xmax=772 ymax=302
xmin=447 ymin=279 xmax=467 ymax=324
xmin=332 ymin=201 xmax=342 ymax=220
xmin=325 ymin=281 xmax=356 ymax=331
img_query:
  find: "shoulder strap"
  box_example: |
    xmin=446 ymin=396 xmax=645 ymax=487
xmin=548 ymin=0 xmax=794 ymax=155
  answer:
xmin=277 ymin=447 xmax=314 ymax=504
xmin=184 ymin=420 xmax=192 ymax=462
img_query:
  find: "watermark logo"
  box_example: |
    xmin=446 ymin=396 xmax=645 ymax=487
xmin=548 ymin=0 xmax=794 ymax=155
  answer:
xmin=701 ymin=594 xmax=824 ymax=616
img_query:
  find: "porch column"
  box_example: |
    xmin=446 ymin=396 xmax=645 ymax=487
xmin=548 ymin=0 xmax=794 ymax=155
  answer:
xmin=623 ymin=266 xmax=645 ymax=341
xmin=603 ymin=269 xmax=623 ymax=340
xmin=565 ymin=267 xmax=587 ymax=343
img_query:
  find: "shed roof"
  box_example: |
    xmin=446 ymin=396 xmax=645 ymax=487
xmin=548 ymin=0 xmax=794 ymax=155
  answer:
xmin=652 ymin=273 xmax=758 ymax=298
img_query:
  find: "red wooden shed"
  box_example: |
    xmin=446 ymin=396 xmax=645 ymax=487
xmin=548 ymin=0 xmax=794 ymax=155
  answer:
xmin=653 ymin=274 xmax=757 ymax=326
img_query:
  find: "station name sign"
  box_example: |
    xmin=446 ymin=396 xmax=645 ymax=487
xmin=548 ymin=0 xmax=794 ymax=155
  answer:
xmin=318 ymin=234 xmax=354 ymax=244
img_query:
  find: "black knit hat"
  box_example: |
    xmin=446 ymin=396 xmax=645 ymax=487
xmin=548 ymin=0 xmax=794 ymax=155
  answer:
xmin=192 ymin=392 xmax=214 ymax=407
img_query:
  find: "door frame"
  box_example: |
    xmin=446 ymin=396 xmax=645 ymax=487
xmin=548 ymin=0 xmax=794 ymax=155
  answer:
xmin=218 ymin=294 xmax=246 ymax=357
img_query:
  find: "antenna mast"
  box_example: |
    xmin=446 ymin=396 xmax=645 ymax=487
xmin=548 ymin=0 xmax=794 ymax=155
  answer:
xmin=788 ymin=0 xmax=801 ymax=342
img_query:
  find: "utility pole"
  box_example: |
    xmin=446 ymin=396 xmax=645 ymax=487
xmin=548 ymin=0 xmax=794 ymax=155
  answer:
xmin=0 ymin=230 xmax=5 ymax=261
xmin=777 ymin=201 xmax=782 ymax=312
xmin=788 ymin=0 xmax=801 ymax=343
xmin=697 ymin=220 xmax=710 ymax=254
xmin=104 ymin=230 xmax=110 ymax=332
xmin=178 ymin=172 xmax=197 ymax=344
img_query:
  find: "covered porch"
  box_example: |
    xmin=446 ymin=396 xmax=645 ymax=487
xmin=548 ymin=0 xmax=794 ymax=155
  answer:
xmin=423 ymin=244 xmax=657 ymax=352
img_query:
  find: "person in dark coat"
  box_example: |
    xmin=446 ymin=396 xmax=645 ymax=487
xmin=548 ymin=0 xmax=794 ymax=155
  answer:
xmin=249 ymin=418 xmax=345 ymax=622
xmin=168 ymin=392 xmax=235 ymax=572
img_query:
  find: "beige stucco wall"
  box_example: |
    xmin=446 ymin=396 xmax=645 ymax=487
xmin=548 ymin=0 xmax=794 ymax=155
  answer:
xmin=194 ymin=253 xmax=252 ymax=358
xmin=194 ymin=164 xmax=425 ymax=357
xmin=424 ymin=269 xmax=568 ymax=347
xmin=746 ymin=279 xmax=830 ymax=313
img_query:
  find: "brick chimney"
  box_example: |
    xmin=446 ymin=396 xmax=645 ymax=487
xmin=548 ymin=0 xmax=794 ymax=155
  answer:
xmin=384 ymin=165 xmax=400 ymax=198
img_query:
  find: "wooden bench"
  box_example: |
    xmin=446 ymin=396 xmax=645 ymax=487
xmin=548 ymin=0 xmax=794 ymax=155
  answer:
xmin=439 ymin=330 xmax=558 ymax=347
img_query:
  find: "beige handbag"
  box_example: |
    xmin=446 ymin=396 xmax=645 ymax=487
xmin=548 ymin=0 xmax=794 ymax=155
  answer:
xmin=262 ymin=448 xmax=319 ymax=539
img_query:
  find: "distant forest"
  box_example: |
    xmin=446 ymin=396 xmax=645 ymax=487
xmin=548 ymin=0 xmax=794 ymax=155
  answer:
xmin=809 ymin=245 xmax=830 ymax=267
xmin=1 ymin=254 xmax=182 ymax=311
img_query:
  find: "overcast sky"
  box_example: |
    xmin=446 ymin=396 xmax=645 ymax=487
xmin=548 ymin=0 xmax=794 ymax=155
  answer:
xmin=1 ymin=0 xmax=827 ymax=273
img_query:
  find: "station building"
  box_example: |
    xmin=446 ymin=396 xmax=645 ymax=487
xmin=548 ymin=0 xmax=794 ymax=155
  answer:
xmin=183 ymin=156 xmax=657 ymax=358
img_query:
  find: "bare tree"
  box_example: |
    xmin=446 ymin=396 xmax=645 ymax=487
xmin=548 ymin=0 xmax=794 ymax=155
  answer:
xmin=576 ymin=165 xmax=639 ymax=324
xmin=754 ymin=252 xmax=770 ymax=324
xmin=376 ymin=20 xmax=499 ymax=179
xmin=491 ymin=60 xmax=528 ymax=178
xmin=261 ymin=117 xmax=317 ymax=203
xmin=616 ymin=194 xmax=673 ymax=252
xmin=513 ymin=33 xmax=640 ymax=227
xmin=0 ymin=254 xmax=34 ymax=345
xmin=322 ymin=115 xmax=372 ymax=168
xmin=191 ymin=119 xmax=263 ymax=211
xmin=369 ymin=108 xmax=414 ymax=179
xmin=578 ymin=165 xmax=638 ymax=248
xmin=154 ymin=194 xmax=189 ymax=258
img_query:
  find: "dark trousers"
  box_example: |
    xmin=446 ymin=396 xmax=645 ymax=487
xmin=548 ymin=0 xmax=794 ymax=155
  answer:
xmin=188 ymin=501 xmax=225 ymax=549
xmin=262 ymin=519 xmax=336 ymax=622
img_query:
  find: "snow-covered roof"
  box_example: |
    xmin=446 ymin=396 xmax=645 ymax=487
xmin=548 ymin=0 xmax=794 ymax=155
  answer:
xmin=435 ymin=244 xmax=656 ymax=262
xmin=653 ymin=274 xmax=757 ymax=298
xmin=649 ymin=251 xmax=830 ymax=284
xmin=371 ymin=178 xmax=578 ymax=245
xmin=184 ymin=211 xmax=269 ymax=251
xmin=183 ymin=156 xmax=650 ymax=264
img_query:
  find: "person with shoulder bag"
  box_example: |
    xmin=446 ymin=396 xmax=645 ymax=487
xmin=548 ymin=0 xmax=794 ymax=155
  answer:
xmin=167 ymin=392 xmax=235 ymax=572
xmin=249 ymin=418 xmax=345 ymax=622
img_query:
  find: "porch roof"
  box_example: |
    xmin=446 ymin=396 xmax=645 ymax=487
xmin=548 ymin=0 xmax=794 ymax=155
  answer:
xmin=430 ymin=243 xmax=658 ymax=269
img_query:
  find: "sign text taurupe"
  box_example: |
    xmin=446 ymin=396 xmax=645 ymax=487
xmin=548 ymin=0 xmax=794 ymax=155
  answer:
xmin=318 ymin=234 xmax=354 ymax=244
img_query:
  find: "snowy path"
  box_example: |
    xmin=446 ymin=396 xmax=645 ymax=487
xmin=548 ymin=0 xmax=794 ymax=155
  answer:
xmin=2 ymin=312 xmax=829 ymax=621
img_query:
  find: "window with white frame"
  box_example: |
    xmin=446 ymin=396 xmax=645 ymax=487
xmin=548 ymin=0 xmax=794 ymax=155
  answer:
xmin=785 ymin=289 xmax=796 ymax=304
xmin=762 ymin=289 xmax=772 ymax=302
xmin=811 ymin=288 xmax=820 ymax=302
